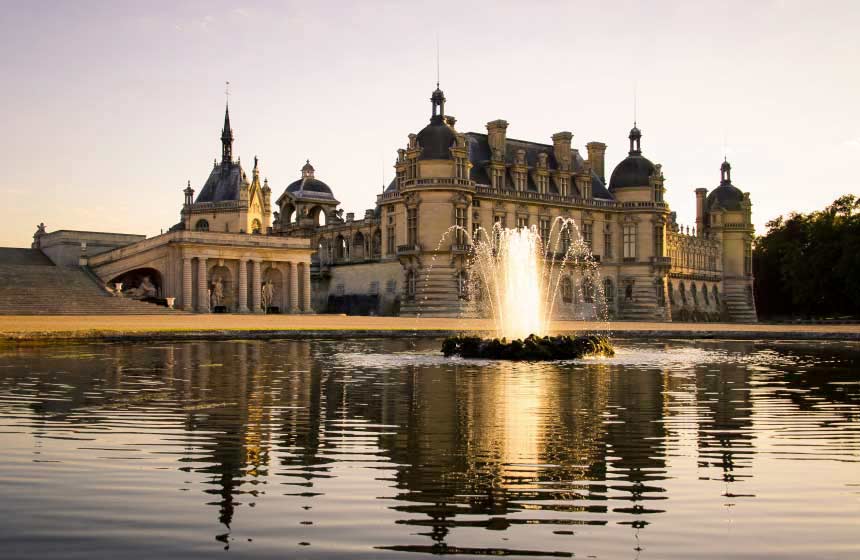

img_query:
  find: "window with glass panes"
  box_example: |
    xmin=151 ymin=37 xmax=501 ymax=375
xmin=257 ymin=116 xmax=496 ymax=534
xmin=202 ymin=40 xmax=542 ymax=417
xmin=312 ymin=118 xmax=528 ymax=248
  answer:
xmin=407 ymin=208 xmax=418 ymax=246
xmin=623 ymin=224 xmax=636 ymax=259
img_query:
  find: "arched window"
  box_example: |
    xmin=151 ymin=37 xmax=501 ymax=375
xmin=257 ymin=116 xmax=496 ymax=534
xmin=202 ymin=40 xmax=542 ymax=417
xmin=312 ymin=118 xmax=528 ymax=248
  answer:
xmin=713 ymin=286 xmax=720 ymax=307
xmin=335 ymin=235 xmax=347 ymax=260
xmin=194 ymin=219 xmax=209 ymax=232
xmin=668 ymin=281 xmax=675 ymax=305
xmin=703 ymin=285 xmax=710 ymax=305
xmin=251 ymin=219 xmax=262 ymax=234
xmin=372 ymin=230 xmax=382 ymax=258
xmin=603 ymin=278 xmax=615 ymax=303
xmin=691 ymin=283 xmax=698 ymax=306
xmin=582 ymin=277 xmax=595 ymax=303
xmin=680 ymin=282 xmax=687 ymax=304
xmin=561 ymin=276 xmax=573 ymax=303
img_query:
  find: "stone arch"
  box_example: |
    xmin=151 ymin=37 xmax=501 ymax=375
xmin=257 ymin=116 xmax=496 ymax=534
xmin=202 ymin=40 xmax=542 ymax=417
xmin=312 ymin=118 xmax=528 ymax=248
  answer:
xmin=262 ymin=265 xmax=284 ymax=313
xmin=679 ymin=282 xmax=687 ymax=305
xmin=703 ymin=283 xmax=710 ymax=306
xmin=668 ymin=281 xmax=675 ymax=305
xmin=108 ymin=267 xmax=163 ymax=300
xmin=309 ymin=206 xmax=327 ymax=226
xmin=194 ymin=219 xmax=209 ymax=232
xmin=352 ymin=231 xmax=365 ymax=260
xmin=335 ymin=234 xmax=347 ymax=260
xmin=372 ymin=229 xmax=382 ymax=258
xmin=282 ymin=203 xmax=296 ymax=225
xmin=691 ymin=282 xmax=698 ymax=307
xmin=318 ymin=237 xmax=331 ymax=265
xmin=713 ymin=285 xmax=720 ymax=307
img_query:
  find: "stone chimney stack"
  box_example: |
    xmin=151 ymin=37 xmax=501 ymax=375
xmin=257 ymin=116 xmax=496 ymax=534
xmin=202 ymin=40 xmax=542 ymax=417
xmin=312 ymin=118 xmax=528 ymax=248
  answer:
xmin=586 ymin=141 xmax=607 ymax=181
xmin=552 ymin=132 xmax=573 ymax=170
xmin=695 ymin=188 xmax=707 ymax=235
xmin=486 ymin=120 xmax=509 ymax=160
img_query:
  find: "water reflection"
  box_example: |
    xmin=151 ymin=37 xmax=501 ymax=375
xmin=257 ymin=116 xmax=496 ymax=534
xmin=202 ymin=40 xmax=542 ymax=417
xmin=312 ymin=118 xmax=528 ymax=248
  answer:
xmin=0 ymin=339 xmax=858 ymax=559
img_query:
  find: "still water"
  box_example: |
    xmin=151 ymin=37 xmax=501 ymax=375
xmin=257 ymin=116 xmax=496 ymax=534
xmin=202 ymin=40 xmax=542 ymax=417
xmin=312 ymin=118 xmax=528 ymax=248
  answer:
xmin=0 ymin=338 xmax=858 ymax=559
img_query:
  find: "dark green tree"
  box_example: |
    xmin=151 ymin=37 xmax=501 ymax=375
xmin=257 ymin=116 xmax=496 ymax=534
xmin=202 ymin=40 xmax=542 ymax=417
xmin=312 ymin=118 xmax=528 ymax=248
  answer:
xmin=753 ymin=195 xmax=860 ymax=318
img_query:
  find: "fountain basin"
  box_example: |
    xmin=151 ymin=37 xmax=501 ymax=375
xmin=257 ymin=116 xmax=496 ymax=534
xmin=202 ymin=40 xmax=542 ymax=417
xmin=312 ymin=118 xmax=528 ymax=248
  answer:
xmin=442 ymin=333 xmax=614 ymax=361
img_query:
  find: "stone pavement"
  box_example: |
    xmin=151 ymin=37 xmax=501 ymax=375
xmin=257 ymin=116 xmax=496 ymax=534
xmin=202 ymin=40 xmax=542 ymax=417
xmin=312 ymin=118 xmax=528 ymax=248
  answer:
xmin=0 ymin=314 xmax=858 ymax=342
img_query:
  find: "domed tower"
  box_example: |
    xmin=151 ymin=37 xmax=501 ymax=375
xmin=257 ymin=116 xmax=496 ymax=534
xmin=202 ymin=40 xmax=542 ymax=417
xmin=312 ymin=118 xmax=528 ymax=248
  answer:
xmin=385 ymin=86 xmax=474 ymax=317
xmin=608 ymin=125 xmax=671 ymax=321
xmin=702 ymin=159 xmax=756 ymax=322
xmin=275 ymin=160 xmax=340 ymax=232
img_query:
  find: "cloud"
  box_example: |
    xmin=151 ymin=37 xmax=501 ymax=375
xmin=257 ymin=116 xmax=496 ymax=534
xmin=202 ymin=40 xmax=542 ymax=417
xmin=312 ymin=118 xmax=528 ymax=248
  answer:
xmin=845 ymin=138 xmax=860 ymax=150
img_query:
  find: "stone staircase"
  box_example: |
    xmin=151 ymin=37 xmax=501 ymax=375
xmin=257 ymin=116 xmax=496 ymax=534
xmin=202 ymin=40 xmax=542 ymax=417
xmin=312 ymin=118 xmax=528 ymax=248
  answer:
xmin=723 ymin=280 xmax=758 ymax=323
xmin=618 ymin=276 xmax=668 ymax=321
xmin=400 ymin=262 xmax=470 ymax=318
xmin=0 ymin=248 xmax=183 ymax=315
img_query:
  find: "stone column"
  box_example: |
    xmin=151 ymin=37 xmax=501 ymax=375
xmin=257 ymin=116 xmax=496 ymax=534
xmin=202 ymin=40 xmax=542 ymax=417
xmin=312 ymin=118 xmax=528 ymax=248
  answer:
xmin=237 ymin=259 xmax=249 ymax=313
xmin=289 ymin=261 xmax=300 ymax=314
xmin=279 ymin=263 xmax=290 ymax=312
xmin=182 ymin=256 xmax=193 ymax=311
xmin=251 ymin=260 xmax=262 ymax=313
xmin=197 ymin=257 xmax=208 ymax=312
xmin=302 ymin=261 xmax=312 ymax=313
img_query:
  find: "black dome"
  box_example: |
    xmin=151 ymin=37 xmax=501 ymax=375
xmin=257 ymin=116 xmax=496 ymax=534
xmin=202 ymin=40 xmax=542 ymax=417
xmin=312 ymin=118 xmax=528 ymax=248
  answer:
xmin=608 ymin=155 xmax=655 ymax=189
xmin=286 ymin=177 xmax=334 ymax=196
xmin=416 ymin=118 xmax=456 ymax=160
xmin=706 ymin=183 xmax=744 ymax=211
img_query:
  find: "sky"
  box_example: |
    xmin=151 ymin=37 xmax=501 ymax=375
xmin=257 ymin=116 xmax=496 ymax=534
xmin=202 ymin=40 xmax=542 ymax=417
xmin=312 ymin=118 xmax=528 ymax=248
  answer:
xmin=1 ymin=0 xmax=858 ymax=247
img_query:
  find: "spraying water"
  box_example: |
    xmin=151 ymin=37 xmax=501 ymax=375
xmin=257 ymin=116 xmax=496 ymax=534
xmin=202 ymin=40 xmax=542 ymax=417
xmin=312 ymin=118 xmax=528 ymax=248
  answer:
xmin=459 ymin=218 xmax=607 ymax=340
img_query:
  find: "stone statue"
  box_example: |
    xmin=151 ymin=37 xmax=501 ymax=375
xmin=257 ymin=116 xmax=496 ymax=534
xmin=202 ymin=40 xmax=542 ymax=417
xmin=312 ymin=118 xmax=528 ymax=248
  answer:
xmin=125 ymin=276 xmax=157 ymax=299
xmin=261 ymin=280 xmax=274 ymax=311
xmin=210 ymin=276 xmax=224 ymax=308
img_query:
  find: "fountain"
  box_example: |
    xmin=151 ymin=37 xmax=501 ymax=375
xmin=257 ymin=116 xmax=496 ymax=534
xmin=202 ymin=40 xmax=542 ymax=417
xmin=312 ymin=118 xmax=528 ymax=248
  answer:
xmin=441 ymin=219 xmax=614 ymax=360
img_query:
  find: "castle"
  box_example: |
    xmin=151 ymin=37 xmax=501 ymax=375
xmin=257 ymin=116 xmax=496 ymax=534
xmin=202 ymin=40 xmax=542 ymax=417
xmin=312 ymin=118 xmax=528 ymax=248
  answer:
xmin=27 ymin=87 xmax=757 ymax=322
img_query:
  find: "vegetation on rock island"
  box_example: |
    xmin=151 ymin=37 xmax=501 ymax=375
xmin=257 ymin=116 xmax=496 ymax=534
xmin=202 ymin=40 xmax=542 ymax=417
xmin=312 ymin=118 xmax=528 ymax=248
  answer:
xmin=754 ymin=195 xmax=860 ymax=318
xmin=442 ymin=333 xmax=614 ymax=361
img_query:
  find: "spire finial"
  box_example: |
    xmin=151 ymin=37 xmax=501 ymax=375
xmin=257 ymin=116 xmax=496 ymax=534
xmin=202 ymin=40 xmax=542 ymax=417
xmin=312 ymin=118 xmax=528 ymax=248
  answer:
xmin=220 ymin=88 xmax=234 ymax=164
xmin=436 ymin=32 xmax=440 ymax=89
xmin=225 ymin=81 xmax=230 ymax=105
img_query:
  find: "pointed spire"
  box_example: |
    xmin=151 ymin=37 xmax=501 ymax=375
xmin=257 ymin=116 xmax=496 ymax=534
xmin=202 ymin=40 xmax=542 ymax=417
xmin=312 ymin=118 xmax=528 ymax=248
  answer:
xmin=221 ymin=86 xmax=234 ymax=164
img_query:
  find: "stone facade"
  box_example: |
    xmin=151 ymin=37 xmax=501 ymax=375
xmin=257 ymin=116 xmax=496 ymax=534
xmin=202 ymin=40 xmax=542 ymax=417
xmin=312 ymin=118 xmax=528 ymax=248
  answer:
xmin=275 ymin=87 xmax=757 ymax=322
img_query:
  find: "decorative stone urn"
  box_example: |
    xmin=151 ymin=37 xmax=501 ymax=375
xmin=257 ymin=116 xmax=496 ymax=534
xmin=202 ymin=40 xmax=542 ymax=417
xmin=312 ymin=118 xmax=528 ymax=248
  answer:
xmin=114 ymin=282 xmax=123 ymax=296
xmin=165 ymin=297 xmax=175 ymax=309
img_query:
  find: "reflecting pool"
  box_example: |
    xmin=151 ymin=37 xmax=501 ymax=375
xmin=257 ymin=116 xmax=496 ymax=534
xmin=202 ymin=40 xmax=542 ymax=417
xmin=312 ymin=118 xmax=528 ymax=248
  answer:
xmin=0 ymin=339 xmax=858 ymax=559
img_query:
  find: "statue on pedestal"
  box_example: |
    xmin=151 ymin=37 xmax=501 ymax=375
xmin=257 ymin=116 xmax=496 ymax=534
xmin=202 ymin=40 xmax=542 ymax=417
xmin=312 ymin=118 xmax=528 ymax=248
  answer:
xmin=210 ymin=276 xmax=224 ymax=309
xmin=261 ymin=280 xmax=274 ymax=311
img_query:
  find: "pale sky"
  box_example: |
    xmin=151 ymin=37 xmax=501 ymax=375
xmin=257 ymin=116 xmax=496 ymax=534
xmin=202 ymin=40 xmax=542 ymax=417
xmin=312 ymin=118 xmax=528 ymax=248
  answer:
xmin=1 ymin=0 xmax=858 ymax=247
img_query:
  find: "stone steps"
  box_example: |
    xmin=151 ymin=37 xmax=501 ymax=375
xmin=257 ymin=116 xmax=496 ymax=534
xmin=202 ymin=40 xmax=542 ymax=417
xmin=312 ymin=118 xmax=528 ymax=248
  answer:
xmin=0 ymin=260 xmax=184 ymax=315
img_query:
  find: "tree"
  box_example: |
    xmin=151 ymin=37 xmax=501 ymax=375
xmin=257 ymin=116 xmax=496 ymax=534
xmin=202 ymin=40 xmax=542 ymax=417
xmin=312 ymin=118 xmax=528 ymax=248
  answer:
xmin=753 ymin=195 xmax=860 ymax=318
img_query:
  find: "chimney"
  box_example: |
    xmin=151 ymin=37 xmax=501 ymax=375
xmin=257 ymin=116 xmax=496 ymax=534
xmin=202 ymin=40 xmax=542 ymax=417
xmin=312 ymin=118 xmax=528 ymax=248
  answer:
xmin=695 ymin=188 xmax=707 ymax=235
xmin=586 ymin=141 xmax=607 ymax=181
xmin=552 ymin=132 xmax=573 ymax=170
xmin=486 ymin=120 xmax=508 ymax=161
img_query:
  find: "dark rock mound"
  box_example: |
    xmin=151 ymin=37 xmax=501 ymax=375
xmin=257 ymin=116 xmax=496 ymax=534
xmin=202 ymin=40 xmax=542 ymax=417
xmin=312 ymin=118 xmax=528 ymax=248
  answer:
xmin=442 ymin=334 xmax=614 ymax=361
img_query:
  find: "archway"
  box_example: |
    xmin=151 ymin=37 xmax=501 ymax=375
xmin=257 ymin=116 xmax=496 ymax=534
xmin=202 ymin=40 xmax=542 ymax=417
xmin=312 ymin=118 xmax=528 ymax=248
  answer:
xmin=335 ymin=234 xmax=347 ymax=261
xmin=309 ymin=206 xmax=327 ymax=226
xmin=109 ymin=267 xmax=163 ymax=300
xmin=353 ymin=232 xmax=365 ymax=260
xmin=194 ymin=219 xmax=209 ymax=232
xmin=282 ymin=203 xmax=296 ymax=225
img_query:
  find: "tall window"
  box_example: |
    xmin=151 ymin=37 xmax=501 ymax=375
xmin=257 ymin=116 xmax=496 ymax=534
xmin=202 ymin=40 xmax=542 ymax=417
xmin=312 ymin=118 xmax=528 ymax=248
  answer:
xmin=386 ymin=213 xmax=395 ymax=254
xmin=603 ymin=278 xmax=614 ymax=304
xmin=654 ymin=225 xmax=664 ymax=257
xmin=561 ymin=227 xmax=571 ymax=253
xmin=623 ymin=224 xmax=636 ymax=259
xmin=406 ymin=270 xmax=416 ymax=300
xmin=517 ymin=216 xmax=528 ymax=229
xmin=539 ymin=218 xmax=550 ymax=247
xmin=455 ymin=207 xmax=467 ymax=244
xmin=561 ymin=277 xmax=573 ymax=303
xmin=604 ymin=225 xmax=613 ymax=258
xmin=654 ymin=183 xmax=663 ymax=202
xmin=582 ymin=223 xmax=593 ymax=248
xmin=407 ymin=208 xmax=418 ymax=246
